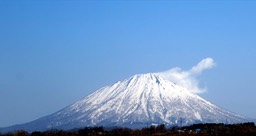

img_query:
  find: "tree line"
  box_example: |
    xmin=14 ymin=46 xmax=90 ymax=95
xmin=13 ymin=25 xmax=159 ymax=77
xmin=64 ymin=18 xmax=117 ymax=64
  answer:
xmin=0 ymin=122 xmax=255 ymax=136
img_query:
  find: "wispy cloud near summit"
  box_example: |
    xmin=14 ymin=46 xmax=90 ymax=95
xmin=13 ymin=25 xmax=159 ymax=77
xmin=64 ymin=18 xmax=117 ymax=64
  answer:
xmin=157 ymin=57 xmax=216 ymax=94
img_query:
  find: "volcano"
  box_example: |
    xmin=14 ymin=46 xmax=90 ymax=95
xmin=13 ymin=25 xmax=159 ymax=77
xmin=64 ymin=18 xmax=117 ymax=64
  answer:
xmin=0 ymin=73 xmax=251 ymax=132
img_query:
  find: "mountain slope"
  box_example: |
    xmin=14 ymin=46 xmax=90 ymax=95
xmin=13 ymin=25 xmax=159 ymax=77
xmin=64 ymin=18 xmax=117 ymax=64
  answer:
xmin=0 ymin=73 xmax=252 ymax=132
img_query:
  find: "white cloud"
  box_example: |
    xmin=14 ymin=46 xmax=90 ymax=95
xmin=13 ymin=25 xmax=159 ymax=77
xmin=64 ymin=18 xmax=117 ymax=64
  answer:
xmin=156 ymin=57 xmax=216 ymax=94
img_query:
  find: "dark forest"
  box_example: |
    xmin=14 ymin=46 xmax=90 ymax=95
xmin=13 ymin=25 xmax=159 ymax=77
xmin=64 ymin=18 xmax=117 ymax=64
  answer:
xmin=1 ymin=122 xmax=256 ymax=136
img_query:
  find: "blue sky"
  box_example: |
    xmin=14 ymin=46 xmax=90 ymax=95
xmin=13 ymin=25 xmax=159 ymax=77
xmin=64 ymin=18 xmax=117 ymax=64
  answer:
xmin=1 ymin=1 xmax=256 ymax=127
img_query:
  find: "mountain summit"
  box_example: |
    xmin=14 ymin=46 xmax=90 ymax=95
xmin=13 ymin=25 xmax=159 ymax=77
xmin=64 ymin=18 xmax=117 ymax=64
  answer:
xmin=1 ymin=73 xmax=251 ymax=132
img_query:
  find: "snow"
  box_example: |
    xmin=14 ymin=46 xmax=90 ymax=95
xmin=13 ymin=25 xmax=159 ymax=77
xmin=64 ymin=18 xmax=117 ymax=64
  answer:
xmin=1 ymin=73 xmax=252 ymax=132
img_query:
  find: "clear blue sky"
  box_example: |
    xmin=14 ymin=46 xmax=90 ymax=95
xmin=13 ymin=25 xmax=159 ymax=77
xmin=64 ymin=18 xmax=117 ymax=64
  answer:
xmin=1 ymin=1 xmax=256 ymax=127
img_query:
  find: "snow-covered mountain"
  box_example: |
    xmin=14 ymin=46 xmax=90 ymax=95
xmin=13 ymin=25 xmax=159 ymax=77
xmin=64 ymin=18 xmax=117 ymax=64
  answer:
xmin=0 ymin=73 xmax=252 ymax=132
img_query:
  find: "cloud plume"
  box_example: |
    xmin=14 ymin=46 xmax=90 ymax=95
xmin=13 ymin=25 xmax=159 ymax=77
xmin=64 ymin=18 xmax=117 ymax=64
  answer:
xmin=157 ymin=57 xmax=216 ymax=94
